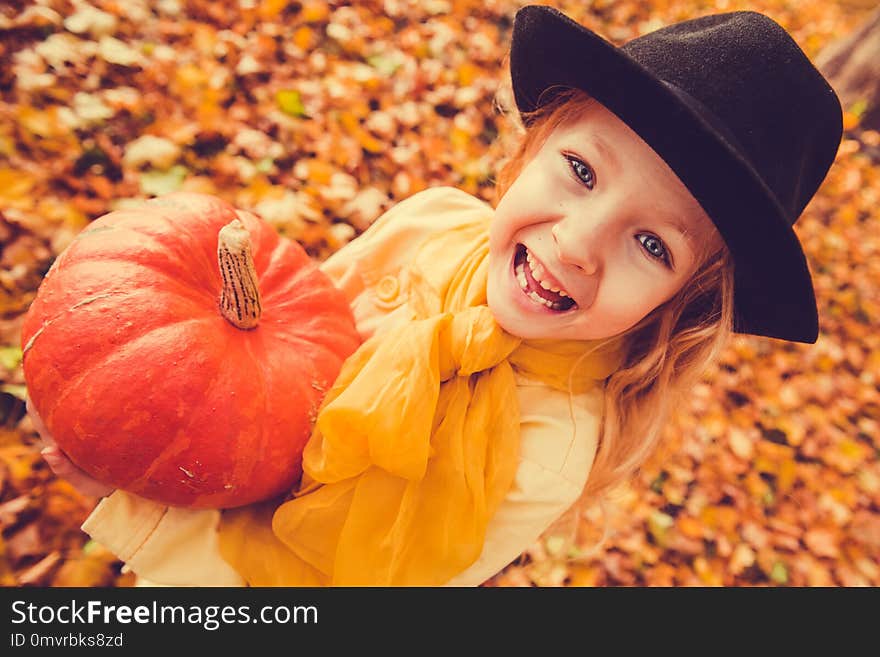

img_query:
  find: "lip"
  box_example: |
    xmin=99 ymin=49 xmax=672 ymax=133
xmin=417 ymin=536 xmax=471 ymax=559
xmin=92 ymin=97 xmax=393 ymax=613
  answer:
xmin=510 ymin=244 xmax=578 ymax=314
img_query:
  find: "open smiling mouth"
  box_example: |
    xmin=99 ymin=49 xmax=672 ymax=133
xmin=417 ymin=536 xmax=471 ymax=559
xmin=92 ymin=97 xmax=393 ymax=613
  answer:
xmin=513 ymin=244 xmax=578 ymax=312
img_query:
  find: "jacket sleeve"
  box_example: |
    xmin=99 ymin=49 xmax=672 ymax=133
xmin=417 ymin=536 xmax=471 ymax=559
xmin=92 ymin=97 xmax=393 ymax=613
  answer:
xmin=81 ymin=494 xmax=244 ymax=586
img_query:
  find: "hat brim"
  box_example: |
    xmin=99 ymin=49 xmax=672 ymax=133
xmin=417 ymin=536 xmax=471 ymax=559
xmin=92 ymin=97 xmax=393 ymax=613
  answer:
xmin=510 ymin=6 xmax=819 ymax=343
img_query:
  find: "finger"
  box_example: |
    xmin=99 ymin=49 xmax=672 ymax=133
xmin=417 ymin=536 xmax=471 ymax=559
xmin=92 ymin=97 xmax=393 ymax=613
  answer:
xmin=41 ymin=446 xmax=83 ymax=482
xmin=40 ymin=448 xmax=114 ymax=498
xmin=26 ymin=395 xmax=48 ymax=434
xmin=78 ymin=480 xmax=115 ymax=498
xmin=27 ymin=398 xmax=57 ymax=449
xmin=41 ymin=446 xmax=70 ymax=476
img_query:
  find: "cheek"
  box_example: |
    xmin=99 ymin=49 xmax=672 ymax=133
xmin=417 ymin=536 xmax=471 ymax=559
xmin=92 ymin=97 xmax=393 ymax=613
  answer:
xmin=488 ymin=204 xmax=525 ymax=254
xmin=594 ymin=269 xmax=675 ymax=328
xmin=488 ymin=209 xmax=507 ymax=246
xmin=493 ymin=163 xmax=558 ymax=232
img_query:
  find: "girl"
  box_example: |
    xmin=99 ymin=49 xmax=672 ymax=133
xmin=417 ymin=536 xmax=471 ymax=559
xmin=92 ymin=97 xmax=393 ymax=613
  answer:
xmin=34 ymin=5 xmax=842 ymax=586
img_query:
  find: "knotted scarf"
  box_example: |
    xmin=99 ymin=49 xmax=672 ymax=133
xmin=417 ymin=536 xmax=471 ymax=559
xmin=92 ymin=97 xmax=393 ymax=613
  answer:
xmin=217 ymin=206 xmax=623 ymax=586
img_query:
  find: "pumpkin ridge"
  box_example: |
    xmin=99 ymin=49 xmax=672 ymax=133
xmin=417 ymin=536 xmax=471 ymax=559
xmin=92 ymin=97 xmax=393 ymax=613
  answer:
xmin=22 ymin=292 xmax=120 ymax=358
xmin=259 ymin=262 xmax=324 ymax=308
xmin=54 ymin=255 xmax=217 ymax=308
xmin=42 ymin=316 xmax=211 ymax=430
xmin=23 ymin=286 xmax=210 ymax=396
xmin=259 ymin=258 xmax=353 ymax=317
xmin=249 ymin=339 xmax=321 ymax=500
xmin=263 ymin=328 xmax=348 ymax=358
xmin=253 ymin=236 xmax=311 ymax=295
xmin=235 ymin=332 xmax=271 ymax=494
xmin=112 ymin=325 xmax=240 ymax=502
xmin=119 ymin=200 xmax=236 ymax=256
xmin=126 ymin=426 xmax=195 ymax=494
xmin=102 ymin=215 xmax=222 ymax=293
xmin=261 ymin=332 xmax=351 ymax=409
xmin=264 ymin=298 xmax=360 ymax=348
xmin=78 ymin=219 xmax=213 ymax=271
xmin=65 ymin=231 xmax=219 ymax=301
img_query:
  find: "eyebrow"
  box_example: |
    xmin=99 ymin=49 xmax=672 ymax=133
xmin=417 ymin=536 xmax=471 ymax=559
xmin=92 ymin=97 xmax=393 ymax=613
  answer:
xmin=659 ymin=214 xmax=701 ymax=260
xmin=591 ymin=134 xmax=620 ymax=178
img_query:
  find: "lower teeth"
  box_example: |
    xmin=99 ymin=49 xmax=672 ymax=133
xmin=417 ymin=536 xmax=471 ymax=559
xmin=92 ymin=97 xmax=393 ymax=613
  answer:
xmin=515 ymin=262 xmax=571 ymax=311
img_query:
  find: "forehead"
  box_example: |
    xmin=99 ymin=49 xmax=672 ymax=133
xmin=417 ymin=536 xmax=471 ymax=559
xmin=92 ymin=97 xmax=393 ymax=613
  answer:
xmin=549 ymin=98 xmax=646 ymax=152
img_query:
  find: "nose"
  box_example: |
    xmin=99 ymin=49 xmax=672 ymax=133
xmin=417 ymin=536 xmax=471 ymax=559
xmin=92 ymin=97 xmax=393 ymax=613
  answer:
xmin=551 ymin=215 xmax=605 ymax=276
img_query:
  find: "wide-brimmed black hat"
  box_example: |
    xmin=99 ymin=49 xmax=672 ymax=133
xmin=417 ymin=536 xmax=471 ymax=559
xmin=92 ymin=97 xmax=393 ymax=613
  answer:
xmin=510 ymin=5 xmax=843 ymax=343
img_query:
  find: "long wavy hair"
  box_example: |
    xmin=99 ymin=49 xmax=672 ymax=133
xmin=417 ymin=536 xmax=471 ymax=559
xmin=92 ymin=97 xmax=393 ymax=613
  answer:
xmin=492 ymin=87 xmax=736 ymax=545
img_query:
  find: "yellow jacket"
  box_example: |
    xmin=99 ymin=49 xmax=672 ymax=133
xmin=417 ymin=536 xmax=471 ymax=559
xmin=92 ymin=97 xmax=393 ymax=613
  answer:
xmin=81 ymin=187 xmax=606 ymax=586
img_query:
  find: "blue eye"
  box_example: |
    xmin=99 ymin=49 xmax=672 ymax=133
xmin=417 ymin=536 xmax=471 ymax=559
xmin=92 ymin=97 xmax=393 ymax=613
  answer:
xmin=565 ymin=155 xmax=595 ymax=189
xmin=637 ymin=233 xmax=672 ymax=267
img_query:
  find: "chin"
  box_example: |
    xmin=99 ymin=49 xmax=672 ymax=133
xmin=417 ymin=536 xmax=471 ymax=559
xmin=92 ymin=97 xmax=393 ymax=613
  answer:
xmin=486 ymin=283 xmax=555 ymax=339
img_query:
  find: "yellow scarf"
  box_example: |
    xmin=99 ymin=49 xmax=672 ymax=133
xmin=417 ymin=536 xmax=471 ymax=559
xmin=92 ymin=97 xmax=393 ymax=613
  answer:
xmin=217 ymin=208 xmax=623 ymax=586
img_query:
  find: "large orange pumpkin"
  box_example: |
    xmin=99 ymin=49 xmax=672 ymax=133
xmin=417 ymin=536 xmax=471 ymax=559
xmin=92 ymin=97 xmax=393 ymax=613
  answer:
xmin=21 ymin=193 xmax=361 ymax=509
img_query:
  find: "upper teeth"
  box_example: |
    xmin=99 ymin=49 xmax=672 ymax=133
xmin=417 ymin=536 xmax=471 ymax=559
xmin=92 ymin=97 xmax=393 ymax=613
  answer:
xmin=525 ymin=250 xmax=570 ymax=297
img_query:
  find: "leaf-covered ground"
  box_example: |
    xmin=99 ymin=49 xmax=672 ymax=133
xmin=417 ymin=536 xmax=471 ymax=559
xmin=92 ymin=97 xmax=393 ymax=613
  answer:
xmin=1 ymin=0 xmax=878 ymax=587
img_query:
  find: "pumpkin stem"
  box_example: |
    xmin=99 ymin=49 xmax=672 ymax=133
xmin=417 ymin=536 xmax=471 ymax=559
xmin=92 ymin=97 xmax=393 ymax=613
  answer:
xmin=218 ymin=219 xmax=261 ymax=330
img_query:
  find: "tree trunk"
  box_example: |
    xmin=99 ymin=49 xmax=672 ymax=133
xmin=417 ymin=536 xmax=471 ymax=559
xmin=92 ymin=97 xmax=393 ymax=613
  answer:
xmin=815 ymin=7 xmax=880 ymax=131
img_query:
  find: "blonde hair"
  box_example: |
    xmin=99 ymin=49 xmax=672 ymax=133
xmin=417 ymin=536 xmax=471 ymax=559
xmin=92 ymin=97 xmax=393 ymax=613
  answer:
xmin=492 ymin=87 xmax=736 ymax=548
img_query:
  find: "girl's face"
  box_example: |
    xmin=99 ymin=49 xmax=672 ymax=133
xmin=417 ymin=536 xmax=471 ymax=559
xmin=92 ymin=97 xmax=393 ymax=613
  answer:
xmin=487 ymin=99 xmax=724 ymax=341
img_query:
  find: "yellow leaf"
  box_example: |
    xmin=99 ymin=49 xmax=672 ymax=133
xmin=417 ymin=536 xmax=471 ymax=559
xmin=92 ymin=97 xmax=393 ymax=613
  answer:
xmin=259 ymin=0 xmax=289 ymax=20
xmin=175 ymin=64 xmax=208 ymax=91
xmin=450 ymin=127 xmax=470 ymax=152
xmin=694 ymin=557 xmax=723 ymax=586
xmin=834 ymin=204 xmax=859 ymax=226
xmin=17 ymin=106 xmax=67 ymax=139
xmin=777 ymin=458 xmax=797 ymax=493
xmin=52 ymin=555 xmax=114 ymax=587
xmin=36 ymin=197 xmax=88 ymax=230
xmin=0 ymin=133 xmax=16 ymax=158
xmin=457 ymin=62 xmax=479 ymax=86
xmin=568 ymin=565 xmax=600 ymax=587
xmin=293 ymin=26 xmax=314 ymax=50
xmin=775 ymin=417 xmax=805 ymax=447
xmin=754 ymin=455 xmax=776 ymax=475
xmin=839 ymin=438 xmax=868 ymax=460
xmin=815 ymin=353 xmax=835 ymax=372
xmin=842 ymin=110 xmax=860 ymax=131
xmin=676 ymin=515 xmax=704 ymax=539
xmin=300 ymin=159 xmax=335 ymax=185
xmin=744 ymin=471 xmax=770 ymax=501
xmin=0 ymin=169 xmax=36 ymax=203
xmin=301 ymin=0 xmax=330 ymax=22
xmin=715 ymin=507 xmax=740 ymax=534
xmin=729 ymin=543 xmax=756 ymax=575
xmin=180 ymin=176 xmax=219 ymax=195
xmin=340 ymin=112 xmax=384 ymax=154
xmin=0 ymin=445 xmax=40 ymax=487
xmin=192 ymin=24 xmax=217 ymax=57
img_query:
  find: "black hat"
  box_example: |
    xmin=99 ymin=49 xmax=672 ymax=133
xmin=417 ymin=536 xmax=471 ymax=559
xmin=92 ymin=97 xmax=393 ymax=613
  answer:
xmin=510 ymin=5 xmax=843 ymax=343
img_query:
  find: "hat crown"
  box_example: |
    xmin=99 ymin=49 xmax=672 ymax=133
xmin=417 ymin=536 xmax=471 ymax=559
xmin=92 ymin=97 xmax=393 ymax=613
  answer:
xmin=620 ymin=11 xmax=841 ymax=222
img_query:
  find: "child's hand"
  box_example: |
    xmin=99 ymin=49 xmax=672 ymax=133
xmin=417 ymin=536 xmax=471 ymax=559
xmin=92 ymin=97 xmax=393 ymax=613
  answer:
xmin=27 ymin=396 xmax=115 ymax=499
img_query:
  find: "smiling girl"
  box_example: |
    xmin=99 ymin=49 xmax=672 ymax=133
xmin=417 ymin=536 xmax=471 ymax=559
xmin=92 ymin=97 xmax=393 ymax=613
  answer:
xmin=35 ymin=5 xmax=842 ymax=586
